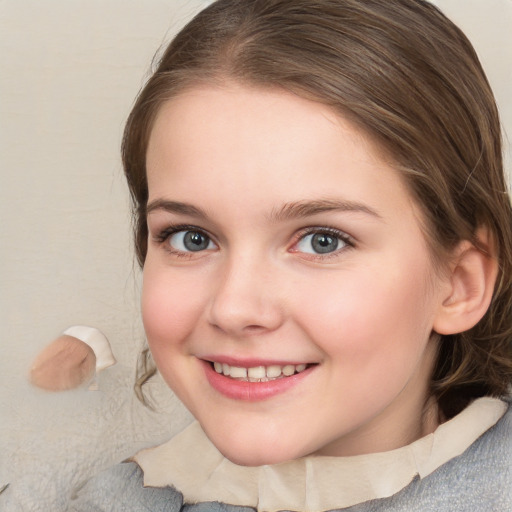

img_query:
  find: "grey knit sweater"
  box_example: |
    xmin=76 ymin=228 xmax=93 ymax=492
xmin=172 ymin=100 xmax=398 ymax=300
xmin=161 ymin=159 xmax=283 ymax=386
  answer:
xmin=70 ymin=402 xmax=511 ymax=512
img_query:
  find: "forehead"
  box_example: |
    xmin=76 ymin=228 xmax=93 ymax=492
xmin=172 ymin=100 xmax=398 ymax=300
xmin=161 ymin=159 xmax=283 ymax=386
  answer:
xmin=146 ymin=85 xmax=417 ymax=224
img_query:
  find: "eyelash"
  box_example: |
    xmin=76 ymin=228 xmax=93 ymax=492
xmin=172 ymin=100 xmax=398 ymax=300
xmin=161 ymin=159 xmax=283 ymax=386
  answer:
xmin=291 ymin=226 xmax=355 ymax=260
xmin=153 ymin=224 xmax=355 ymax=259
xmin=154 ymin=224 xmax=216 ymax=258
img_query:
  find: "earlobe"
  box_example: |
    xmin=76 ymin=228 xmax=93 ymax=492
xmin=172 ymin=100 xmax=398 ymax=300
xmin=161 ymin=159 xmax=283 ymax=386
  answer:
xmin=433 ymin=230 xmax=498 ymax=335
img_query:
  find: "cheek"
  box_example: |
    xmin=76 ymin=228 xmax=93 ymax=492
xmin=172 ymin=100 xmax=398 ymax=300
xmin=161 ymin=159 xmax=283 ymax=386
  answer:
xmin=296 ymin=264 xmax=437 ymax=424
xmin=141 ymin=263 xmax=206 ymax=352
xmin=297 ymin=258 xmax=436 ymax=365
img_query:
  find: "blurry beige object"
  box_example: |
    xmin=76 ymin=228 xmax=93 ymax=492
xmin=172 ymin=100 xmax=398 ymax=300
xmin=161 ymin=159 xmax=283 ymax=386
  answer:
xmin=30 ymin=326 xmax=116 ymax=391
xmin=62 ymin=325 xmax=117 ymax=371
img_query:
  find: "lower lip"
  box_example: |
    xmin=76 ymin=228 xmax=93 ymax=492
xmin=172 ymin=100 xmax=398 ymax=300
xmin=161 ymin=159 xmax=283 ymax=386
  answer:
xmin=201 ymin=360 xmax=315 ymax=401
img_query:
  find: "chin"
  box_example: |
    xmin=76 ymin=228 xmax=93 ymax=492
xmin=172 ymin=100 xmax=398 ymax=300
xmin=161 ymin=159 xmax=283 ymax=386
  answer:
xmin=206 ymin=429 xmax=304 ymax=467
xmin=220 ymin=447 xmax=290 ymax=467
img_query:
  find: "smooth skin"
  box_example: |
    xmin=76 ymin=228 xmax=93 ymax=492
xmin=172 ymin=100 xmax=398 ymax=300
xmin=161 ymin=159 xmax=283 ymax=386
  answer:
xmin=142 ymin=84 xmax=490 ymax=466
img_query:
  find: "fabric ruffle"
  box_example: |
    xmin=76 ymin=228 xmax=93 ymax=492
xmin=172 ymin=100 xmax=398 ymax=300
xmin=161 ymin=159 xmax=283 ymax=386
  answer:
xmin=133 ymin=397 xmax=506 ymax=512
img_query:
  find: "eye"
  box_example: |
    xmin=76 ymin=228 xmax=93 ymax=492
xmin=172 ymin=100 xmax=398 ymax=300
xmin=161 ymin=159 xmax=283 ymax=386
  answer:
xmin=168 ymin=230 xmax=215 ymax=252
xmin=294 ymin=230 xmax=350 ymax=255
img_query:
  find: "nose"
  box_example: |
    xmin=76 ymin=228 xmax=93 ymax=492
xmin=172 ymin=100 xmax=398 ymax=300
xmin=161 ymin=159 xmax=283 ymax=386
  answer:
xmin=207 ymin=254 xmax=285 ymax=337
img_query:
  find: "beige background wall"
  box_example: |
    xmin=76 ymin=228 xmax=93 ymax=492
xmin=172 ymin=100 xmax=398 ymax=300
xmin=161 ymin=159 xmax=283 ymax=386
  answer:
xmin=0 ymin=1 xmax=510 ymax=510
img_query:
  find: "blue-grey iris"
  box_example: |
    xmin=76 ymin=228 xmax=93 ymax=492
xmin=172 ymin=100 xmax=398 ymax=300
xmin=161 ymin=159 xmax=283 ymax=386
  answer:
xmin=184 ymin=231 xmax=210 ymax=251
xmin=311 ymin=233 xmax=339 ymax=253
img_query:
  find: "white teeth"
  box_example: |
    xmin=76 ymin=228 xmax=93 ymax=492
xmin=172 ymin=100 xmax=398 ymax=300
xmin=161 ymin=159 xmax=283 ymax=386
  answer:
xmin=247 ymin=366 xmax=266 ymax=379
xmin=282 ymin=365 xmax=295 ymax=376
xmin=266 ymin=365 xmax=282 ymax=378
xmin=212 ymin=362 xmax=309 ymax=381
xmin=229 ymin=366 xmax=248 ymax=379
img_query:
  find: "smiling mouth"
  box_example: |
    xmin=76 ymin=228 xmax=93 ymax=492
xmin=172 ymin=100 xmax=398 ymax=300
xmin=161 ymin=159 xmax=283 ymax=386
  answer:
xmin=209 ymin=361 xmax=313 ymax=382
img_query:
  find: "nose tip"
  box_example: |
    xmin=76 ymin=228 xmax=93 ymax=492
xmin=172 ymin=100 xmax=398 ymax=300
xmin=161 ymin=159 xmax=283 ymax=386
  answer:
xmin=207 ymin=264 xmax=284 ymax=337
xmin=209 ymin=294 xmax=284 ymax=336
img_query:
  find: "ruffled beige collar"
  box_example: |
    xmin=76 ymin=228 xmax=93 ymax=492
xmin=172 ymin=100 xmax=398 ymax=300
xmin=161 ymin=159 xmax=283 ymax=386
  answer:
xmin=133 ymin=397 xmax=506 ymax=512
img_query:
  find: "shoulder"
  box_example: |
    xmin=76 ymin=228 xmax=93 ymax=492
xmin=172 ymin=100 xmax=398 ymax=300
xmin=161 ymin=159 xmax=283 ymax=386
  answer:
xmin=418 ymin=401 xmax=511 ymax=508
xmin=345 ymin=400 xmax=512 ymax=512
xmin=69 ymin=461 xmax=183 ymax=512
xmin=69 ymin=460 xmax=255 ymax=512
xmin=413 ymin=400 xmax=510 ymax=510
xmin=469 ymin=397 xmax=511 ymax=464
xmin=390 ymin=400 xmax=510 ymax=512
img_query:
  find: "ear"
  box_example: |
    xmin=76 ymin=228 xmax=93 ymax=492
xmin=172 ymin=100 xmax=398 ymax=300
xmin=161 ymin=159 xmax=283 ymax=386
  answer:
xmin=433 ymin=228 xmax=498 ymax=335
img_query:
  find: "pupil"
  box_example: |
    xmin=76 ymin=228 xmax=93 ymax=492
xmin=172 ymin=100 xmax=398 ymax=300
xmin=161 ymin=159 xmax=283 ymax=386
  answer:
xmin=184 ymin=231 xmax=209 ymax=251
xmin=312 ymin=233 xmax=338 ymax=254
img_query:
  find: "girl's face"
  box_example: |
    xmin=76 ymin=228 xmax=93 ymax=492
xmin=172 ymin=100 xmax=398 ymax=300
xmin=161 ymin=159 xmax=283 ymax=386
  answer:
xmin=143 ymin=85 xmax=449 ymax=466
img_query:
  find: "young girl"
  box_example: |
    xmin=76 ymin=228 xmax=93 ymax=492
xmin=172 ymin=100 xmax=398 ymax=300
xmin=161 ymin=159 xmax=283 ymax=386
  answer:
xmin=72 ymin=0 xmax=512 ymax=510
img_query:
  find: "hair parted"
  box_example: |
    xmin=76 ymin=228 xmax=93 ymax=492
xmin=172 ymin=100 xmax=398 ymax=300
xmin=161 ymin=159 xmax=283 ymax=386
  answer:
xmin=123 ymin=0 xmax=512 ymax=418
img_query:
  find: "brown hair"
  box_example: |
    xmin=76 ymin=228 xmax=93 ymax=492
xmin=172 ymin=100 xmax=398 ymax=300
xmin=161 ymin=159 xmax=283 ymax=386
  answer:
xmin=123 ymin=0 xmax=512 ymax=418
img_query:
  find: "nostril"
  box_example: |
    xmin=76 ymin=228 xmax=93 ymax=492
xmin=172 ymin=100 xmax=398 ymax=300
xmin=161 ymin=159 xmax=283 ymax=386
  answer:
xmin=209 ymin=321 xmax=271 ymax=335
xmin=243 ymin=325 xmax=267 ymax=333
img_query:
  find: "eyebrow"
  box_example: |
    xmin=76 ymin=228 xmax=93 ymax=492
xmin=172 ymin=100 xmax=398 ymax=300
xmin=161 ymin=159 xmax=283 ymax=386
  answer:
xmin=146 ymin=199 xmax=209 ymax=219
xmin=146 ymin=198 xmax=382 ymax=222
xmin=269 ymin=199 xmax=382 ymax=222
